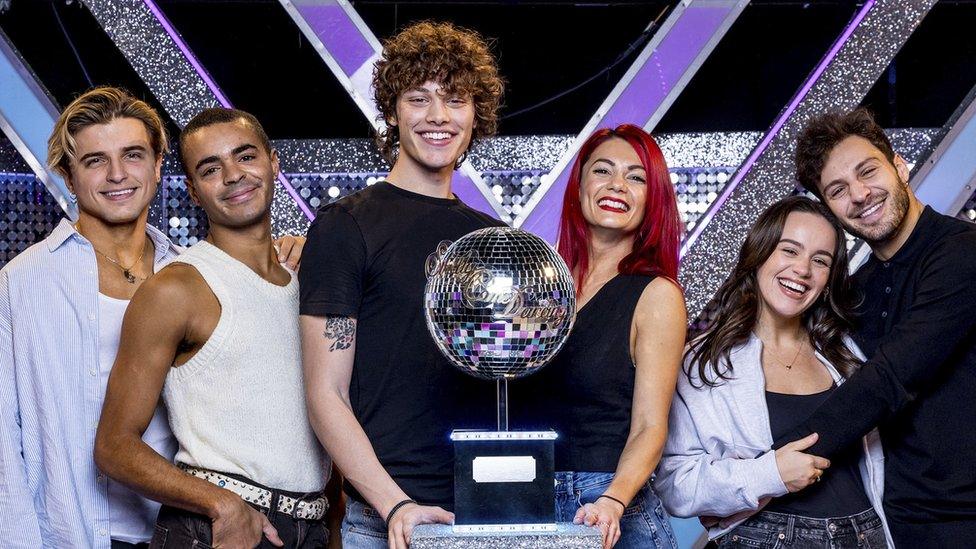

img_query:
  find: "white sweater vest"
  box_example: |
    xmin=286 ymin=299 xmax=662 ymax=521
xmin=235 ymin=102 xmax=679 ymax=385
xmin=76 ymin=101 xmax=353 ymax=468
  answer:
xmin=163 ymin=241 xmax=327 ymax=491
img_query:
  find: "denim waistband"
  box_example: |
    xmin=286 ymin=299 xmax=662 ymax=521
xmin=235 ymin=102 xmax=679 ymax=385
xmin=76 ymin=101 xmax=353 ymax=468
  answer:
xmin=745 ymin=508 xmax=881 ymax=539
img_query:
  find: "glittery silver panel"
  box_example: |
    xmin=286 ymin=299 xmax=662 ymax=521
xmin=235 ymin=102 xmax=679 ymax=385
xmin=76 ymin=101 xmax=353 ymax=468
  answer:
xmin=80 ymin=0 xmax=219 ymax=127
xmin=0 ymin=130 xmax=944 ymax=267
xmin=678 ymin=0 xmax=938 ymax=321
xmin=0 ymin=135 xmax=31 ymax=173
xmin=410 ymin=523 xmax=601 ymax=549
xmin=80 ymin=0 xmax=307 ymax=237
xmin=269 ymin=185 xmax=310 ymax=237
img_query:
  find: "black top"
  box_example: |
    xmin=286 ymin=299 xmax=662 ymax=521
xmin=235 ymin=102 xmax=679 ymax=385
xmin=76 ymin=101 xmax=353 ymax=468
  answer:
xmin=763 ymin=386 xmax=872 ymax=518
xmin=516 ymin=274 xmax=653 ymax=472
xmin=775 ymin=206 xmax=976 ymax=542
xmin=298 ymin=181 xmax=504 ymax=509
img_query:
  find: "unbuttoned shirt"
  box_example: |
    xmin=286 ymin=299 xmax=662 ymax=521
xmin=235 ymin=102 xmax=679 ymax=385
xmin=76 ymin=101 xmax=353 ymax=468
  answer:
xmin=0 ymin=219 xmax=181 ymax=548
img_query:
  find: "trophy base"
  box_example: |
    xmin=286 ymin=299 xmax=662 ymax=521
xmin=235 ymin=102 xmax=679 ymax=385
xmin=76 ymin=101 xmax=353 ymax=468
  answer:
xmin=411 ymin=523 xmax=602 ymax=549
xmin=451 ymin=430 xmax=557 ymax=528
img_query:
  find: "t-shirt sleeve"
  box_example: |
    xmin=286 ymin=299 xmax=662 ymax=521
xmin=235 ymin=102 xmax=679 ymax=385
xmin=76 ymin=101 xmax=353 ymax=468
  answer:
xmin=298 ymin=205 xmax=366 ymax=317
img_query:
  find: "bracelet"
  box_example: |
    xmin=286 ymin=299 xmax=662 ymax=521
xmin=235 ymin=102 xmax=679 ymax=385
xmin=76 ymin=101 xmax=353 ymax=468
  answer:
xmin=597 ymin=494 xmax=627 ymax=511
xmin=385 ymin=498 xmax=417 ymax=526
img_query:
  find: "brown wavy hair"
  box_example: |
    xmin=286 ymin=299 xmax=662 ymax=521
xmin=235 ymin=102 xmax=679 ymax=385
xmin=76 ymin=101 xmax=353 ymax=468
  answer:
xmin=795 ymin=108 xmax=895 ymax=200
xmin=684 ymin=196 xmax=861 ymax=387
xmin=48 ymin=86 xmax=168 ymax=180
xmin=372 ymin=21 xmax=504 ymax=164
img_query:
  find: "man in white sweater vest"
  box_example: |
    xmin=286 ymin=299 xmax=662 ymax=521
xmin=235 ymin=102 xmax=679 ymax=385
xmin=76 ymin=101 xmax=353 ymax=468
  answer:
xmin=94 ymin=108 xmax=330 ymax=549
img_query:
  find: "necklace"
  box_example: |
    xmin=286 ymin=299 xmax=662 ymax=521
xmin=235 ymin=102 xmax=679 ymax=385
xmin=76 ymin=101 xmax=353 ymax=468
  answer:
xmin=92 ymin=240 xmax=149 ymax=284
xmin=766 ymin=333 xmax=804 ymax=370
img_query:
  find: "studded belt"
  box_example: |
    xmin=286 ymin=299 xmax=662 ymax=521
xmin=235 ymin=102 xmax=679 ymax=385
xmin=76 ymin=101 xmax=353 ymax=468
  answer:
xmin=178 ymin=463 xmax=328 ymax=521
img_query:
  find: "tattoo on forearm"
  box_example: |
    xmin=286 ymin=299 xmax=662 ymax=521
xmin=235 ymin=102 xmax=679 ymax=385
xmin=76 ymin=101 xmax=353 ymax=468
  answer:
xmin=323 ymin=316 xmax=355 ymax=352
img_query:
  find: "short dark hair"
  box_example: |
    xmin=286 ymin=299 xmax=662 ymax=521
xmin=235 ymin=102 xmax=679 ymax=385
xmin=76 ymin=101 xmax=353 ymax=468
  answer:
xmin=372 ymin=21 xmax=504 ymax=164
xmin=179 ymin=108 xmax=272 ymax=176
xmin=795 ymin=107 xmax=895 ymax=199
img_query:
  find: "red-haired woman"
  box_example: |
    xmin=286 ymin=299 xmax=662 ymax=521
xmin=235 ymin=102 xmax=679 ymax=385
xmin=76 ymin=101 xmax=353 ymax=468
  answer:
xmin=524 ymin=124 xmax=685 ymax=548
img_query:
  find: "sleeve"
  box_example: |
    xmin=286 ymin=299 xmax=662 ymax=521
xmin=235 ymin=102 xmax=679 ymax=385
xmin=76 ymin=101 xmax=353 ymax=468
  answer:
xmin=298 ymin=205 xmax=368 ymax=317
xmin=774 ymin=232 xmax=976 ymax=457
xmin=0 ymin=269 xmax=45 ymax=547
xmin=655 ymin=385 xmax=788 ymax=519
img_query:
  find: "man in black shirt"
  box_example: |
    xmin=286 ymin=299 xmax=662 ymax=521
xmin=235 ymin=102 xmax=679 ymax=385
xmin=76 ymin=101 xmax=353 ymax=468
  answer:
xmin=780 ymin=108 xmax=976 ymax=544
xmin=298 ymin=21 xmax=505 ymax=549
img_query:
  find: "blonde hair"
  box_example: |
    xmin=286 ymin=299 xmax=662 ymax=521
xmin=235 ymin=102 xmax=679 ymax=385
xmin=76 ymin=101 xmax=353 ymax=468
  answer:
xmin=47 ymin=86 xmax=168 ymax=179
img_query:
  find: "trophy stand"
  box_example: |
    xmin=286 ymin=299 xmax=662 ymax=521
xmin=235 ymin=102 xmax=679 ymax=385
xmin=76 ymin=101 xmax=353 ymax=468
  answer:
xmin=412 ymin=378 xmax=601 ymax=549
xmin=417 ymin=227 xmax=600 ymax=548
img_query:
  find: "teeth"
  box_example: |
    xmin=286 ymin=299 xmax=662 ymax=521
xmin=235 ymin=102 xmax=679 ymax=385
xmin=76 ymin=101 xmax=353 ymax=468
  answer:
xmin=778 ymin=279 xmax=808 ymax=293
xmin=422 ymin=132 xmax=451 ymax=140
xmin=598 ymin=198 xmax=629 ymax=211
xmin=104 ymin=189 xmax=134 ymax=197
xmin=859 ymin=202 xmax=882 ymax=218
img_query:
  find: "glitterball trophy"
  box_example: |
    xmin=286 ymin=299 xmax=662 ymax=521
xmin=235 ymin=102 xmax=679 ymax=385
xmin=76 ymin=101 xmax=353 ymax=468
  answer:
xmin=424 ymin=226 xmax=576 ymax=533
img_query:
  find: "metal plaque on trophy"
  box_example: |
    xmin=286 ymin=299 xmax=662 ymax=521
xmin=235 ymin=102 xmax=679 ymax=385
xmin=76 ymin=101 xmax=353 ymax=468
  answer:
xmin=424 ymin=227 xmax=576 ymax=533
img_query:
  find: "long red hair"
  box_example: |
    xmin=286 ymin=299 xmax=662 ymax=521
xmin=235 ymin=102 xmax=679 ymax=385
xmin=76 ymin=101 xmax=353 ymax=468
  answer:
xmin=556 ymin=124 xmax=681 ymax=295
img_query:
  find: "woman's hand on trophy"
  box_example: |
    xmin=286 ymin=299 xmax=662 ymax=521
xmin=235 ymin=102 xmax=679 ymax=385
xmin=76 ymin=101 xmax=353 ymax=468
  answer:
xmin=386 ymin=503 xmax=454 ymax=549
xmin=574 ymin=496 xmax=624 ymax=549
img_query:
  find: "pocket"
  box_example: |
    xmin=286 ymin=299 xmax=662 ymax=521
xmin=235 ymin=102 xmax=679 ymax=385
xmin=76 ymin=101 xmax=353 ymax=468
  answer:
xmin=721 ymin=526 xmax=773 ymax=548
xmin=149 ymin=525 xmax=168 ymax=549
xmin=575 ymin=473 xmax=615 ymax=505
xmin=859 ymin=523 xmax=889 ymax=548
xmin=345 ymin=505 xmax=388 ymax=540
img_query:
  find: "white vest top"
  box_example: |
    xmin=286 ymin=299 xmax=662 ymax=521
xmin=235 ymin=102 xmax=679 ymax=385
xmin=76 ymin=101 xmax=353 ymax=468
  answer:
xmin=163 ymin=240 xmax=327 ymax=491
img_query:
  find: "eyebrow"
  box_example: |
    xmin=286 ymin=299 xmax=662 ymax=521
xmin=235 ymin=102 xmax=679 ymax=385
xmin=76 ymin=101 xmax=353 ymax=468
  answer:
xmin=592 ymin=158 xmax=645 ymax=171
xmin=193 ymin=143 xmax=258 ymax=172
xmin=825 ymin=156 xmax=880 ymax=189
xmin=780 ymin=238 xmax=834 ymax=259
xmin=77 ymin=144 xmax=149 ymax=164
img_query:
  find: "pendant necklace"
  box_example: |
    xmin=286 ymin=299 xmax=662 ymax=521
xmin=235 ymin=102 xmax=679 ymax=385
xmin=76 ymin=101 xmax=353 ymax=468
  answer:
xmin=771 ymin=334 xmax=804 ymax=370
xmin=92 ymin=240 xmax=149 ymax=284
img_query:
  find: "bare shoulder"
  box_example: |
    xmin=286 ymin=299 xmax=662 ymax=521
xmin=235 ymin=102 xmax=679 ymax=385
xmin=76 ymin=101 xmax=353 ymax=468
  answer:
xmin=131 ymin=262 xmax=209 ymax=312
xmin=635 ymin=277 xmax=687 ymax=325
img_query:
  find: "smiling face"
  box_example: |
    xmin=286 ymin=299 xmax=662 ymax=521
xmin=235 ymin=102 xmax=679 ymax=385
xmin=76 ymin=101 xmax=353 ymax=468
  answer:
xmin=756 ymin=211 xmax=837 ymax=323
xmin=181 ymin=119 xmax=278 ymax=229
xmin=578 ymin=137 xmax=648 ymax=235
xmin=391 ymin=80 xmax=476 ymax=177
xmin=817 ymin=135 xmax=911 ymax=246
xmin=67 ymin=117 xmax=162 ymax=227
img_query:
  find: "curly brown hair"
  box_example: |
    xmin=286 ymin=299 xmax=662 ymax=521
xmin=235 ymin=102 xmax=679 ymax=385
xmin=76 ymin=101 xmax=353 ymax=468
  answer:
xmin=372 ymin=21 xmax=504 ymax=164
xmin=795 ymin=108 xmax=895 ymax=199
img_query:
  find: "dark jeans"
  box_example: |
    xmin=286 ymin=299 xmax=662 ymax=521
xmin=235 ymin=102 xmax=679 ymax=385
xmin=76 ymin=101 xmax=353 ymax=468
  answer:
xmin=149 ymin=501 xmax=329 ymax=549
xmin=718 ymin=508 xmax=887 ymax=549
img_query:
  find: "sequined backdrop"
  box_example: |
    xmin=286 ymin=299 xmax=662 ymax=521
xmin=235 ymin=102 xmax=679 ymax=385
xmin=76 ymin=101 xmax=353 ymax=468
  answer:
xmin=1 ymin=129 xmax=956 ymax=268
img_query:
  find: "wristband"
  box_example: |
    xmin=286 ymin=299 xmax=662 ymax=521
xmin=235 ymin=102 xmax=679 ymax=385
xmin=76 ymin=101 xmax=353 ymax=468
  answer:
xmin=597 ymin=494 xmax=627 ymax=511
xmin=386 ymin=498 xmax=417 ymax=526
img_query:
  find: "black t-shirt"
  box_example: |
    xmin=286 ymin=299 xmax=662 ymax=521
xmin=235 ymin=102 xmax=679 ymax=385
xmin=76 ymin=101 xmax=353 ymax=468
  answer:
xmin=299 ymin=181 xmax=505 ymax=509
xmin=763 ymin=386 xmax=872 ymax=518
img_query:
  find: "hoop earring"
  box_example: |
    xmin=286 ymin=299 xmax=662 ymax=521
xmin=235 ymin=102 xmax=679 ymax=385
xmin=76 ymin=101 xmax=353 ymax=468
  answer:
xmin=455 ymin=150 xmax=468 ymax=170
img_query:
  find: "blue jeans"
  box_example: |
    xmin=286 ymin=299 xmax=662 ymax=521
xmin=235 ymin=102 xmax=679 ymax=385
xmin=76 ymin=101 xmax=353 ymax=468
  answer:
xmin=555 ymin=471 xmax=678 ymax=549
xmin=718 ymin=508 xmax=887 ymax=549
xmin=340 ymin=498 xmax=389 ymax=549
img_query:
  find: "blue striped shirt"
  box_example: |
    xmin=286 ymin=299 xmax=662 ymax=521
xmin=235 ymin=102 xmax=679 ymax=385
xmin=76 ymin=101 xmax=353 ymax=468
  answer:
xmin=0 ymin=219 xmax=180 ymax=548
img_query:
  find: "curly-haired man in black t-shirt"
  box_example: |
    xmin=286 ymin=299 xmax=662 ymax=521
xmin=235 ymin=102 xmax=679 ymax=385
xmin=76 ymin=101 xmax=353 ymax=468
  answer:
xmin=298 ymin=21 xmax=505 ymax=549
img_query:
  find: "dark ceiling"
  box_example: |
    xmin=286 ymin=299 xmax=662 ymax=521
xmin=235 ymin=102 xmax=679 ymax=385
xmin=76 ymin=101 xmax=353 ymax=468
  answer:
xmin=2 ymin=0 xmax=975 ymax=141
